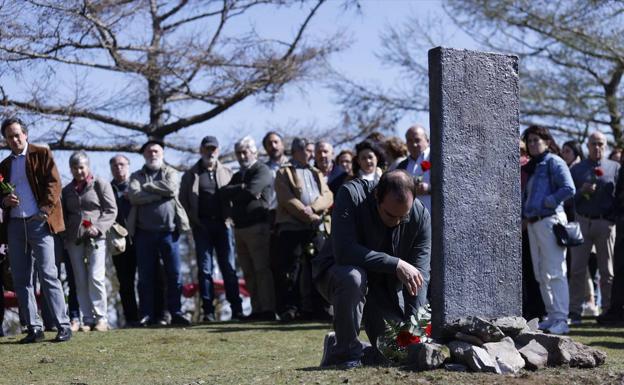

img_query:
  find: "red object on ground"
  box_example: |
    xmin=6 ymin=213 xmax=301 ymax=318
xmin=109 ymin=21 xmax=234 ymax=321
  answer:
xmin=4 ymin=279 xmax=250 ymax=308
xmin=396 ymin=330 xmax=420 ymax=348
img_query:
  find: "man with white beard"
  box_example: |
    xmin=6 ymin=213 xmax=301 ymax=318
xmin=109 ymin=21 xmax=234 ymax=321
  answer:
xmin=128 ymin=139 xmax=191 ymax=327
xmin=222 ymin=136 xmax=276 ymax=321
xmin=180 ymin=136 xmax=243 ymax=322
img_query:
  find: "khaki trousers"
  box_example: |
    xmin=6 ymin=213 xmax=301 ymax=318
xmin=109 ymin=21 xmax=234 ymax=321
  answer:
xmin=569 ymin=215 xmax=615 ymax=315
xmin=234 ymin=223 xmax=275 ymax=313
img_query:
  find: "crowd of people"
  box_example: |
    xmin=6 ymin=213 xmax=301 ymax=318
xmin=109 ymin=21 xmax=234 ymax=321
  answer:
xmin=0 ymin=117 xmax=432 ymax=343
xmin=1 ymin=115 xmax=622 ymax=351
xmin=521 ymin=125 xmax=624 ymax=335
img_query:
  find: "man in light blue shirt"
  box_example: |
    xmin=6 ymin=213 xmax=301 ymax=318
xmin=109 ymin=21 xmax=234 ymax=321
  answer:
xmin=0 ymin=118 xmax=71 ymax=343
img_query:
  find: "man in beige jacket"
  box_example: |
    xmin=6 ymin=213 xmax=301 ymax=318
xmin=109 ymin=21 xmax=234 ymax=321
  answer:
xmin=274 ymin=137 xmax=333 ymax=322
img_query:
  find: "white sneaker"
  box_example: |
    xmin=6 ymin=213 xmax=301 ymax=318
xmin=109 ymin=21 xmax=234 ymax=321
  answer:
xmin=582 ymin=302 xmax=600 ymax=317
xmin=547 ymin=320 xmax=570 ymax=335
xmin=538 ymin=318 xmax=555 ymax=331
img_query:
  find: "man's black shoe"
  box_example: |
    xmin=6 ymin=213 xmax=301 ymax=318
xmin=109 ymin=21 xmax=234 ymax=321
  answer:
xmin=20 ymin=328 xmax=45 ymax=344
xmin=171 ymin=314 xmax=191 ymax=326
xmin=279 ymin=308 xmax=298 ymax=323
xmin=597 ymin=310 xmax=624 ymax=326
xmin=230 ymin=311 xmax=244 ymax=321
xmin=202 ymin=313 xmax=216 ymax=323
xmin=54 ymin=327 xmax=72 ymax=343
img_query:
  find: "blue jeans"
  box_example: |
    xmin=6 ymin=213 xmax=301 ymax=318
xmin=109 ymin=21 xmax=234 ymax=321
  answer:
xmin=193 ymin=220 xmax=242 ymax=315
xmin=135 ymin=229 xmax=183 ymax=318
xmin=7 ymin=218 xmax=69 ymax=329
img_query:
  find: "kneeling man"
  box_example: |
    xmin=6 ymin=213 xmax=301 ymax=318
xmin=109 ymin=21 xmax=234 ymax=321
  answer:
xmin=312 ymin=170 xmax=431 ymax=368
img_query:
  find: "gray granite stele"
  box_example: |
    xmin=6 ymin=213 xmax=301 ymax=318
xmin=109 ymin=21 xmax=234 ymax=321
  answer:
xmin=428 ymin=47 xmax=522 ymax=336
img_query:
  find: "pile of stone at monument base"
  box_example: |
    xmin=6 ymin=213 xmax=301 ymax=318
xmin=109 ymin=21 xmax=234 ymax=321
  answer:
xmin=405 ymin=316 xmax=606 ymax=374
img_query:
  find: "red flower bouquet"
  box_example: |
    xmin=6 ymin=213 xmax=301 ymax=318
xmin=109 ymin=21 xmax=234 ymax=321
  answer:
xmin=377 ymin=304 xmax=432 ymax=363
xmin=0 ymin=173 xmax=16 ymax=194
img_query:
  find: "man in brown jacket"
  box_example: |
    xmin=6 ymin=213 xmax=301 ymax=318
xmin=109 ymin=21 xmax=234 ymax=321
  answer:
xmin=0 ymin=118 xmax=71 ymax=343
xmin=274 ymin=137 xmax=333 ymax=322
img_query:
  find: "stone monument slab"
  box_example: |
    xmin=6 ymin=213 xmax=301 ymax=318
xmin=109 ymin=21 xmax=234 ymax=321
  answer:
xmin=428 ymin=47 xmax=521 ymax=336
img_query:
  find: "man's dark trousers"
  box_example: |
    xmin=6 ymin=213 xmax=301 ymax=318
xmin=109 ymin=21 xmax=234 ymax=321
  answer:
xmin=275 ymin=229 xmax=325 ymax=316
xmin=192 ymin=219 xmax=242 ymax=316
xmin=112 ymin=243 xmax=139 ymax=324
xmin=135 ymin=229 xmax=183 ymax=319
xmin=315 ymin=264 xmax=401 ymax=364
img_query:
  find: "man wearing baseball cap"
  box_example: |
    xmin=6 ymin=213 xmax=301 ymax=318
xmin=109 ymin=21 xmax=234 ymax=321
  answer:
xmin=180 ymin=136 xmax=243 ymax=321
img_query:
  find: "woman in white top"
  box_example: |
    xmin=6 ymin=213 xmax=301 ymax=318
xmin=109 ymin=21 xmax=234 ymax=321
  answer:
xmin=353 ymin=140 xmax=386 ymax=184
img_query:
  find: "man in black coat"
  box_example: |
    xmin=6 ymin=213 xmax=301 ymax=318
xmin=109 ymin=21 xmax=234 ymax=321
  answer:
xmin=222 ymin=136 xmax=276 ymax=321
xmin=313 ymin=170 xmax=431 ymax=368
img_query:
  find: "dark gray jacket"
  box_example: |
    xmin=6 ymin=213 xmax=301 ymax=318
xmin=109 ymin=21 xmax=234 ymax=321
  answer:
xmin=312 ymin=178 xmax=431 ymax=318
xmin=221 ymin=160 xmax=272 ymax=228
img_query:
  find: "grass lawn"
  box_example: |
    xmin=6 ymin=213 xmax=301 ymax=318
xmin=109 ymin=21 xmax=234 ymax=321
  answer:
xmin=0 ymin=320 xmax=623 ymax=385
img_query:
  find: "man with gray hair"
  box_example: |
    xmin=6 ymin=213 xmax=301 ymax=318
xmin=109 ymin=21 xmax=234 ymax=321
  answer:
xmin=274 ymin=137 xmax=333 ymax=322
xmin=128 ymin=139 xmax=191 ymax=327
xmin=569 ymin=131 xmax=619 ymax=325
xmin=222 ymin=136 xmax=276 ymax=321
xmin=315 ymin=140 xmax=342 ymax=185
xmin=397 ymin=125 xmax=431 ymax=213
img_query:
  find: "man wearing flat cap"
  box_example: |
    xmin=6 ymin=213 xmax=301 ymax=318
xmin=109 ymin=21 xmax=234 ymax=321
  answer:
xmin=128 ymin=139 xmax=191 ymax=326
xmin=180 ymin=136 xmax=243 ymax=321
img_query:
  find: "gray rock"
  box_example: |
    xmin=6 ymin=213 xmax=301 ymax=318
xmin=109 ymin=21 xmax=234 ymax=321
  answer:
xmin=492 ymin=317 xmax=528 ymax=337
xmin=444 ymin=363 xmax=468 ymax=372
xmin=518 ymin=340 xmax=548 ymax=370
xmin=428 ymin=48 xmax=521 ymax=335
xmin=406 ymin=343 xmax=448 ymax=371
xmin=444 ymin=316 xmax=505 ymax=342
xmin=526 ymin=318 xmax=540 ymax=332
xmin=514 ymin=332 xmax=606 ymax=368
xmin=454 ymin=331 xmax=484 ymax=346
xmin=495 ymin=357 xmax=515 ymax=374
xmin=483 ymin=337 xmax=525 ymax=374
xmin=448 ymin=340 xmax=501 ymax=373
xmin=462 ymin=317 xmax=506 ymax=342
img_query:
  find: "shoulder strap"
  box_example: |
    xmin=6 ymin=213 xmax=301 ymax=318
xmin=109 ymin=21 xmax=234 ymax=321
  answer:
xmin=93 ymin=178 xmax=105 ymax=205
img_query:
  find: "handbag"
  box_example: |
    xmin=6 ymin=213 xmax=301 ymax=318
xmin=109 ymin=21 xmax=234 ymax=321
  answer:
xmin=107 ymin=222 xmax=128 ymax=256
xmin=544 ymin=157 xmax=584 ymax=247
xmin=92 ymin=179 xmax=128 ymax=256
xmin=553 ymin=221 xmax=584 ymax=247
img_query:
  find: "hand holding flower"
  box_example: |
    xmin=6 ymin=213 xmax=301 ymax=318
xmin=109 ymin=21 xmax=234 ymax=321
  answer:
xmin=2 ymin=193 xmax=19 ymax=208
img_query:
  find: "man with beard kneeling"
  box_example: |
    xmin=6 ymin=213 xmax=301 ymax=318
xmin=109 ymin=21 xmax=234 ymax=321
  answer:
xmin=312 ymin=170 xmax=431 ymax=368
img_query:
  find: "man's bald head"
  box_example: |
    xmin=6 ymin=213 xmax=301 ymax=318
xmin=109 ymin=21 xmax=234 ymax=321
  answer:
xmin=405 ymin=125 xmax=429 ymax=160
xmin=587 ymin=131 xmax=607 ymax=162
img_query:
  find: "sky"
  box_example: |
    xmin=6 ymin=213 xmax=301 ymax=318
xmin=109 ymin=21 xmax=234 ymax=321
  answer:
xmin=2 ymin=0 xmax=478 ymax=182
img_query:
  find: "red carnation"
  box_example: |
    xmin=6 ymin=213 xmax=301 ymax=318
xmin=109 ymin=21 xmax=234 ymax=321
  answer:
xmin=425 ymin=323 xmax=432 ymax=337
xmin=182 ymin=283 xmax=198 ymax=298
xmin=594 ymin=167 xmax=604 ymax=177
xmin=0 ymin=174 xmax=4 ymax=183
xmin=396 ymin=330 xmax=420 ymax=348
xmin=82 ymin=219 xmax=93 ymax=228
xmin=421 ymin=160 xmax=431 ymax=172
